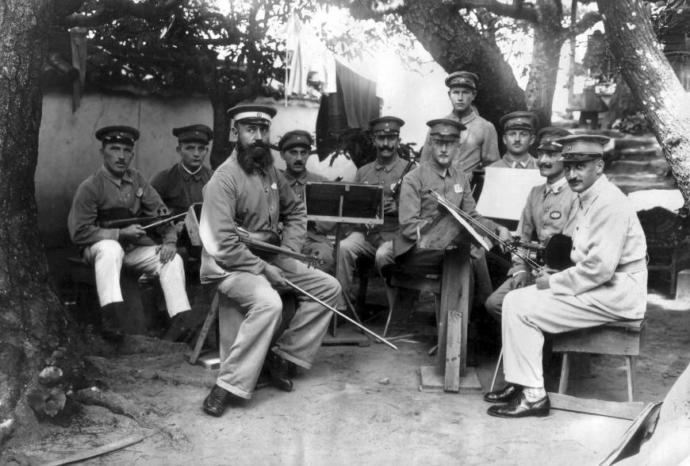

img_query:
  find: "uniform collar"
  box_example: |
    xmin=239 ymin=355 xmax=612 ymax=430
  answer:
xmin=577 ymin=175 xmax=607 ymax=210
xmin=503 ymin=153 xmax=532 ymax=168
xmin=450 ymin=106 xmax=478 ymax=125
xmin=283 ymin=170 xmax=308 ymax=185
xmin=374 ymin=154 xmax=401 ymax=172
xmin=545 ymin=176 xmax=568 ymax=195
xmin=99 ymin=165 xmax=133 ymax=186
xmin=179 ymin=162 xmax=205 ymax=181
xmin=427 ymin=160 xmax=455 ymax=179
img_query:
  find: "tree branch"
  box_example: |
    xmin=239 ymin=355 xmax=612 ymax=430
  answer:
xmin=452 ymin=0 xmax=539 ymax=22
xmin=568 ymin=11 xmax=602 ymax=36
xmin=64 ymin=0 xmax=181 ymax=27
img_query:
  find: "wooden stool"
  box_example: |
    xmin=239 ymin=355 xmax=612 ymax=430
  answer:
xmin=553 ymin=319 xmax=645 ymax=402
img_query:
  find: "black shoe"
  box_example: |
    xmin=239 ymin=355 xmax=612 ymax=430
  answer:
xmin=487 ymin=392 xmax=550 ymax=418
xmin=100 ymin=303 xmax=125 ymax=343
xmin=483 ymin=384 xmax=522 ymax=404
xmin=164 ymin=310 xmax=198 ymax=342
xmin=202 ymin=384 xmax=236 ymax=417
xmin=265 ymin=351 xmax=294 ymax=392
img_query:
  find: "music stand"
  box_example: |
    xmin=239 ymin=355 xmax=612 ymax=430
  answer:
xmin=305 ymin=181 xmax=384 ymax=343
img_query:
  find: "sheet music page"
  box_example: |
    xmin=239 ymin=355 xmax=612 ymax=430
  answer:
xmin=476 ymin=167 xmax=544 ymax=221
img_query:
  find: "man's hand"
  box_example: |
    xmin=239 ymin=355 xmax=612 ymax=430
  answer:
xmin=263 ymin=263 xmax=288 ymax=289
xmin=119 ymin=224 xmax=146 ymax=242
xmin=511 ymin=270 xmax=533 ymax=289
xmin=535 ymin=273 xmax=550 ymax=290
xmin=496 ymin=226 xmax=513 ymax=252
xmin=157 ymin=243 xmax=177 ymax=264
xmin=383 ymin=197 xmax=397 ymax=215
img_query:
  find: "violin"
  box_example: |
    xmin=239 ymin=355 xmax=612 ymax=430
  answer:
xmin=235 ymin=227 xmax=323 ymax=267
xmin=513 ymin=233 xmax=574 ymax=271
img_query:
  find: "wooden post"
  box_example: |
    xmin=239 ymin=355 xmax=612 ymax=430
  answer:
xmin=439 ymin=243 xmax=470 ymax=392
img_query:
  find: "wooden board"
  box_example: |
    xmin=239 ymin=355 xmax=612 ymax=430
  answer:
xmin=549 ymin=392 xmax=647 ymax=420
xmin=419 ymin=365 xmax=481 ymax=392
xmin=552 ymin=322 xmax=644 ymax=356
xmin=441 ymin=245 xmax=469 ymax=392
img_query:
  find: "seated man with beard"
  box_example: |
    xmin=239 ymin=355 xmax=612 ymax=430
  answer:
xmin=198 ymin=104 xmax=341 ymax=417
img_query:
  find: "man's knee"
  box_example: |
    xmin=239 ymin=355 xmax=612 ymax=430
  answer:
xmin=374 ymin=243 xmax=394 ymax=271
xmin=91 ymin=239 xmax=124 ymax=262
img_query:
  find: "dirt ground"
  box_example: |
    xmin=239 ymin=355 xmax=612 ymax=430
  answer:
xmin=2 ymin=280 xmax=690 ymax=466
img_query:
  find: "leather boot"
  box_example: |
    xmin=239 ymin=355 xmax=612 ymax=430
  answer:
xmin=100 ymin=302 xmax=125 ymax=343
xmin=265 ymin=351 xmax=293 ymax=392
xmin=203 ymin=384 xmax=239 ymax=417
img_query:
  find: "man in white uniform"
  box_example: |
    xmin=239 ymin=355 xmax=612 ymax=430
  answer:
xmin=485 ymin=134 xmax=647 ymax=418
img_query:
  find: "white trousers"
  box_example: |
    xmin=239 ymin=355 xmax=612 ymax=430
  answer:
xmin=83 ymin=239 xmax=190 ymax=317
xmin=502 ymin=284 xmax=632 ymax=388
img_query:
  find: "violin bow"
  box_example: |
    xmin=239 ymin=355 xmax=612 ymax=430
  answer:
xmin=284 ymin=279 xmax=398 ymax=350
xmin=141 ymin=212 xmax=188 ymax=231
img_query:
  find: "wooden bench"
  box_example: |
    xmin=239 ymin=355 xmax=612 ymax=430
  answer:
xmin=553 ymin=319 xmax=645 ymax=402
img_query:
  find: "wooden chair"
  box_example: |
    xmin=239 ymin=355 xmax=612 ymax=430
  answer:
xmin=553 ymin=319 xmax=645 ymax=402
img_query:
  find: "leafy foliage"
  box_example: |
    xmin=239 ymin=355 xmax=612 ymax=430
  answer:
xmin=64 ymin=0 xmax=288 ymax=98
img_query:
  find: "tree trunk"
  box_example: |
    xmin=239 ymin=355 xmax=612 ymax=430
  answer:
xmin=0 ymin=0 xmax=74 ymax=444
xmin=210 ymin=97 xmax=233 ymax=170
xmin=398 ymin=0 xmax=526 ymax=127
xmin=524 ymin=0 xmax=566 ymax=127
xmin=598 ymin=0 xmax=690 ymax=203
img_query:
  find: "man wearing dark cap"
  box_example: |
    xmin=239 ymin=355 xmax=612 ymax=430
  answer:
xmin=151 ymin=124 xmax=213 ymax=215
xmin=421 ymin=71 xmax=500 ymax=176
xmin=395 ymin=118 xmax=511 ymax=283
xmin=337 ymin=116 xmax=408 ymax=304
xmin=485 ymin=134 xmax=647 ymax=418
xmin=484 ymin=127 xmax=577 ymax=321
xmin=68 ymin=126 xmax=191 ymax=341
xmin=279 ymin=129 xmax=335 ymax=273
xmin=199 ymin=104 xmax=341 ymax=417
xmin=490 ymin=111 xmax=538 ymax=169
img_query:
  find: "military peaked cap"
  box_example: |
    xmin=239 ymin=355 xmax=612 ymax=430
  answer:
xmin=369 ymin=116 xmax=405 ymax=136
xmin=279 ymin=130 xmax=313 ymax=151
xmin=445 ymin=71 xmax=479 ymax=90
xmin=557 ymin=134 xmax=610 ymax=162
xmin=536 ymin=127 xmax=571 ymax=152
xmin=227 ymin=104 xmax=277 ymax=124
xmin=172 ymin=124 xmax=213 ymax=144
xmin=427 ymin=118 xmax=466 ymax=140
xmin=500 ymin=111 xmax=537 ymax=132
xmin=95 ymin=126 xmax=139 ymax=146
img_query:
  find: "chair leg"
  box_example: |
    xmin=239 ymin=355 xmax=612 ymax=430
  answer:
xmin=189 ymin=291 xmax=219 ymax=365
xmin=383 ymin=285 xmax=397 ymax=337
xmin=490 ymin=348 xmax=503 ymax=392
xmin=626 ymin=356 xmax=635 ymax=402
xmin=558 ymin=353 xmax=570 ymax=394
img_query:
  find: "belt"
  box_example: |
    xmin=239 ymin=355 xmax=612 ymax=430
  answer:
xmin=616 ymin=258 xmax=647 ymax=274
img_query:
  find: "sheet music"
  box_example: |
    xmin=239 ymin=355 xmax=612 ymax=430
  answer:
xmin=476 ymin=167 xmax=544 ymax=221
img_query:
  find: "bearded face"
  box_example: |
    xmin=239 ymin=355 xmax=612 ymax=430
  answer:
xmin=237 ymin=140 xmax=274 ymax=173
xmin=234 ymin=121 xmax=273 ymax=173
